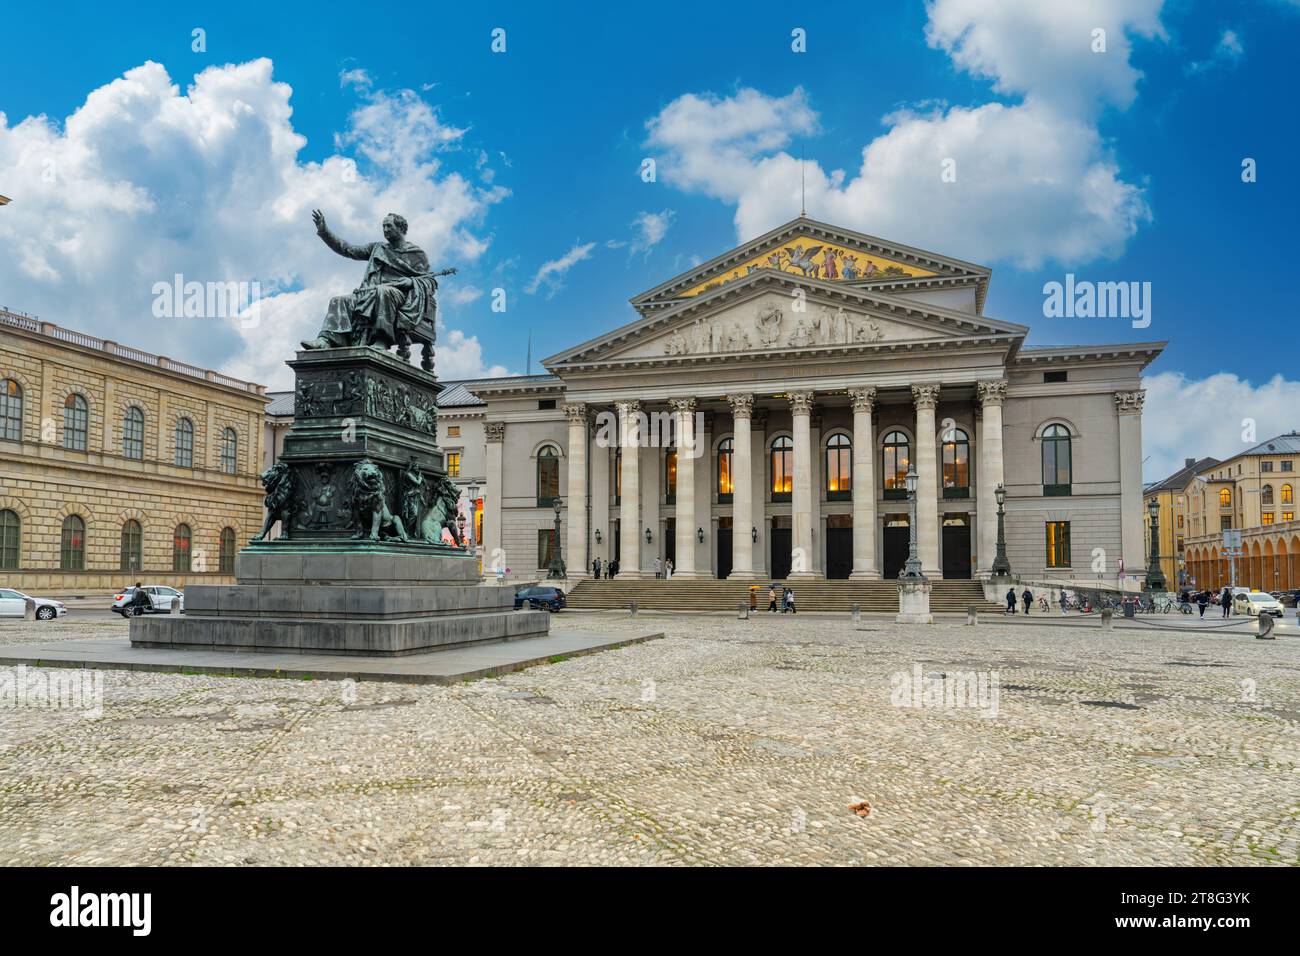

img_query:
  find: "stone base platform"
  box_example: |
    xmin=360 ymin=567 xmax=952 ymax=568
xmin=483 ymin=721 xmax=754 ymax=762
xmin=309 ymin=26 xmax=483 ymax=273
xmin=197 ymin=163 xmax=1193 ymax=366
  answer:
xmin=0 ymin=630 xmax=663 ymax=685
xmin=131 ymin=549 xmax=549 ymax=657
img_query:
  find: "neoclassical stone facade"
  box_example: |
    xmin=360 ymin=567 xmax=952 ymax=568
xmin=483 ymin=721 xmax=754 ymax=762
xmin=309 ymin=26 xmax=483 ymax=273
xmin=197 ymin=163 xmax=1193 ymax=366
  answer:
xmin=0 ymin=309 xmax=267 ymax=590
xmin=468 ymin=219 xmax=1163 ymax=584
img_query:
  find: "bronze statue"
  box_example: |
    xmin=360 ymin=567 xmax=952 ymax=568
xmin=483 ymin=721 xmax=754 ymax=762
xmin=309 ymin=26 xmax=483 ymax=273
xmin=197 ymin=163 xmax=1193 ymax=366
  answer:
xmin=301 ymin=210 xmax=455 ymax=368
xmin=252 ymin=461 xmax=296 ymax=541
xmin=348 ymin=458 xmax=409 ymax=541
xmin=421 ymin=472 xmax=463 ymax=546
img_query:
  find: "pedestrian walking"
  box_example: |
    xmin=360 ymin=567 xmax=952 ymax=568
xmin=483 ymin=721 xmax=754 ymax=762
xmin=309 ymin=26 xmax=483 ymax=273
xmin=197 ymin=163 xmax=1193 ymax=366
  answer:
xmin=665 ymin=558 xmax=674 ymax=579
xmin=610 ymin=559 xmax=619 ymax=578
xmin=768 ymin=585 xmax=779 ymax=613
xmin=592 ymin=557 xmax=601 ymax=579
xmin=1196 ymin=589 xmax=1209 ymax=618
xmin=748 ymin=586 xmax=759 ymax=616
xmin=1005 ymin=587 xmax=1017 ymax=614
xmin=783 ymin=587 xmax=796 ymax=613
xmin=653 ymin=557 xmax=662 ymax=579
xmin=1021 ymin=587 xmax=1033 ymax=615
xmin=1221 ymin=586 xmax=1232 ymax=618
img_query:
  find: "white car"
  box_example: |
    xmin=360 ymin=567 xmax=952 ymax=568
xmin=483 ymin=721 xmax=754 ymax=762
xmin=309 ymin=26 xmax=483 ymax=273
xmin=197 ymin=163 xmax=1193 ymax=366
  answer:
xmin=1233 ymin=591 xmax=1283 ymax=618
xmin=112 ymin=585 xmax=185 ymax=616
xmin=0 ymin=588 xmax=68 ymax=621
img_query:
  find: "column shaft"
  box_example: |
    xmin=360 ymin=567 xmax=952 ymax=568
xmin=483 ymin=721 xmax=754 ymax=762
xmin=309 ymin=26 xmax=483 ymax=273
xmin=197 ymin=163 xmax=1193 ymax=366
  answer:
xmin=671 ymin=399 xmax=698 ymax=576
xmin=727 ymin=394 xmax=755 ymax=578
xmin=849 ymin=387 xmax=879 ymax=578
xmin=788 ymin=390 xmax=821 ymax=579
xmin=617 ymin=401 xmax=642 ymax=577
xmin=976 ymin=381 xmax=1007 ymax=576
xmin=913 ymin=385 xmax=941 ymax=576
xmin=563 ymin=403 xmax=588 ymax=579
xmin=483 ymin=422 xmax=505 ymax=580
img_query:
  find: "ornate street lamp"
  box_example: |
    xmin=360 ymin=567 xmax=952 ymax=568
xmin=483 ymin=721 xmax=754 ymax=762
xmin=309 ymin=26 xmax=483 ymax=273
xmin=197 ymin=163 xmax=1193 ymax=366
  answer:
xmin=1145 ymin=496 xmax=1167 ymax=591
xmin=547 ymin=497 xmax=567 ymax=579
xmin=900 ymin=464 xmax=925 ymax=581
xmin=991 ymin=483 xmax=1012 ymax=576
xmin=466 ymin=482 xmax=479 ymax=550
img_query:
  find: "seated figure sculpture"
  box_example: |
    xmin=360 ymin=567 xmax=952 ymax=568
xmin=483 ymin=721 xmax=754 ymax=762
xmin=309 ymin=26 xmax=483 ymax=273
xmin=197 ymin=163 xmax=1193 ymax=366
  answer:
xmin=301 ymin=209 xmax=455 ymax=366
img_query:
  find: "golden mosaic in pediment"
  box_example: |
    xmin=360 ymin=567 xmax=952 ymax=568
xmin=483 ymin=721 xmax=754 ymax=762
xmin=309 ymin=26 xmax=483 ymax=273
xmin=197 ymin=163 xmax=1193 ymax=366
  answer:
xmin=678 ymin=233 xmax=937 ymax=298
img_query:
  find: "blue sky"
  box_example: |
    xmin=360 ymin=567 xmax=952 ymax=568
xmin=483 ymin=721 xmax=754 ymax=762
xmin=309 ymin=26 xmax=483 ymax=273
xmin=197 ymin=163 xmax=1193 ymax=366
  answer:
xmin=1 ymin=0 xmax=1297 ymax=479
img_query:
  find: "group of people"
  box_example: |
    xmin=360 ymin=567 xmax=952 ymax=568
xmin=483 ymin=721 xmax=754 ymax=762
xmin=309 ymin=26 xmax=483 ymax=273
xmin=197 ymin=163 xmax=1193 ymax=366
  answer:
xmin=652 ymin=557 xmax=675 ymax=579
xmin=1180 ymin=587 xmax=1238 ymax=619
xmin=591 ymin=557 xmax=620 ymax=579
xmin=1005 ymin=586 xmax=1035 ymax=614
xmin=760 ymin=585 xmax=796 ymax=613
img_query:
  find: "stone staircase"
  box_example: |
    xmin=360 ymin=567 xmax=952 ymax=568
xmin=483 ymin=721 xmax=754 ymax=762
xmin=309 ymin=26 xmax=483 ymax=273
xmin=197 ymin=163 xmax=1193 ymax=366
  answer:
xmin=565 ymin=577 xmax=1002 ymax=613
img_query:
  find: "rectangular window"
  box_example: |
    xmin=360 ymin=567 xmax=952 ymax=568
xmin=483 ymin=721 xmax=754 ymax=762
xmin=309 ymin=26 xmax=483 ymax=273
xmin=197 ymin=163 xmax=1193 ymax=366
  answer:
xmin=1043 ymin=370 xmax=1067 ymax=383
xmin=1283 ymin=511 xmax=1295 ymax=522
xmin=447 ymin=452 xmax=461 ymax=478
xmin=1262 ymin=461 xmax=1274 ymax=472
xmin=1282 ymin=461 xmax=1294 ymax=472
xmin=1045 ymin=521 xmax=1071 ymax=568
xmin=537 ymin=528 xmax=556 ymax=569
xmin=1262 ymin=512 xmax=1274 ymax=525
xmin=1221 ymin=516 xmax=1233 ymax=530
xmin=446 ymin=426 xmax=461 ymax=438
xmin=538 ymin=399 xmax=556 ymax=410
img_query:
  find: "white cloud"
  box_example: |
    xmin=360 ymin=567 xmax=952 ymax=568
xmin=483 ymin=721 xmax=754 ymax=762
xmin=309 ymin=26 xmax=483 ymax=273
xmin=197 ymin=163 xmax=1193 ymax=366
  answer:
xmin=1188 ymin=29 xmax=1244 ymax=75
xmin=644 ymin=1 xmax=1167 ymax=268
xmin=1143 ymin=371 xmax=1300 ymax=482
xmin=0 ymin=58 xmax=509 ymax=389
xmin=524 ymin=242 xmax=595 ymax=297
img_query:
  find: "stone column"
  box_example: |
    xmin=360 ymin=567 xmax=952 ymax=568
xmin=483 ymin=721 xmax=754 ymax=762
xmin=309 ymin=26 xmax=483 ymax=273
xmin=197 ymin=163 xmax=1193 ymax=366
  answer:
xmin=912 ymin=384 xmax=941 ymax=576
xmin=563 ymin=402 xmax=588 ymax=580
xmin=617 ymin=400 xmax=643 ymax=578
xmin=1116 ymin=390 xmax=1146 ymax=584
xmin=727 ymin=393 xmax=755 ymax=579
xmin=848 ymin=387 xmax=879 ymax=579
xmin=483 ymin=421 xmax=505 ymax=581
xmin=670 ymin=398 xmax=699 ymax=577
xmin=976 ymin=380 xmax=1007 ymax=577
xmin=788 ymin=390 xmax=821 ymax=579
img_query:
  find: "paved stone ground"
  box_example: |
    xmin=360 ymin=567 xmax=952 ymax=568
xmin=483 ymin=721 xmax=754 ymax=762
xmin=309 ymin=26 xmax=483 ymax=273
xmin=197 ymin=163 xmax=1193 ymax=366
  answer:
xmin=1 ymin=612 xmax=1297 ymax=866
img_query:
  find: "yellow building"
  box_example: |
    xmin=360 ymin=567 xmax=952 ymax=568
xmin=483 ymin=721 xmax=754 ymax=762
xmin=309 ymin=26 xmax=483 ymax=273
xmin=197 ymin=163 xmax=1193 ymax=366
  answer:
xmin=1183 ymin=434 xmax=1300 ymax=591
xmin=1143 ymin=457 xmax=1219 ymax=588
xmin=0 ymin=308 xmax=268 ymax=592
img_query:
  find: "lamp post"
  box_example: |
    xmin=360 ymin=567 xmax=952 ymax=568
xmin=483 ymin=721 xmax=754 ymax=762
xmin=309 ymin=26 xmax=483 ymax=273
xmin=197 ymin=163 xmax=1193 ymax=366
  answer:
xmin=901 ymin=464 xmax=925 ymax=581
xmin=1145 ymin=496 xmax=1167 ymax=591
xmin=466 ymin=482 xmax=479 ymax=553
xmin=547 ymin=497 xmax=567 ymax=579
xmin=991 ymin=483 xmax=1012 ymax=577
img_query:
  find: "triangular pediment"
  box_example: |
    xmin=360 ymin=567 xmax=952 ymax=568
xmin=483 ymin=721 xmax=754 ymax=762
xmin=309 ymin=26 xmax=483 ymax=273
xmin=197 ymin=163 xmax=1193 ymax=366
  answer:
xmin=544 ymin=271 xmax=1025 ymax=369
xmin=631 ymin=216 xmax=991 ymax=312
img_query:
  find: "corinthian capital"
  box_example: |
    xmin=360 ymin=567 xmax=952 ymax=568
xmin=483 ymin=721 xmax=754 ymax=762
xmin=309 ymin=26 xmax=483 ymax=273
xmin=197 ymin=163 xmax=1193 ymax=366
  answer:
xmin=668 ymin=397 xmax=697 ymax=416
xmin=615 ymin=400 xmax=642 ymax=419
xmin=726 ymin=392 xmax=754 ymax=420
xmin=787 ymin=390 xmax=815 ymax=416
xmin=484 ymin=421 xmax=506 ymax=443
xmin=848 ymin=386 xmax=877 ymax=414
xmin=976 ymin=380 xmax=1008 ymax=407
xmin=1114 ymin=390 xmax=1146 ymax=415
xmin=911 ymin=384 xmax=940 ymax=410
xmin=563 ymin=402 xmax=588 ymax=425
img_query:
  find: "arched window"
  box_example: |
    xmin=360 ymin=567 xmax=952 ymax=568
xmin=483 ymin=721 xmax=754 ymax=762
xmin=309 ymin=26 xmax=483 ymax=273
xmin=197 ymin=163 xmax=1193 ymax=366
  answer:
xmin=219 ymin=427 xmax=237 ymax=474
xmin=665 ymin=448 xmax=677 ymax=504
xmin=0 ymin=509 xmax=19 ymax=570
xmin=122 ymin=406 xmax=145 ymax=460
xmin=1219 ymin=488 xmax=1232 ymax=508
xmin=770 ymin=436 xmax=793 ymax=501
xmin=1283 ymin=484 xmax=1294 ymax=505
xmin=0 ymin=379 xmax=22 ymax=441
xmin=1262 ymin=484 xmax=1274 ymax=506
xmin=826 ymin=433 xmax=851 ymax=500
xmin=60 ymin=515 xmax=85 ymax=571
xmin=120 ymin=519 xmax=142 ymax=573
xmin=717 ymin=438 xmax=734 ymax=502
xmin=882 ymin=431 xmax=910 ymax=499
xmin=942 ymin=427 xmax=971 ymax=498
xmin=1041 ymin=424 xmax=1071 ymax=495
xmin=219 ymin=527 xmax=236 ymax=573
xmin=536 ymin=445 xmax=560 ymax=507
xmin=175 ymin=418 xmax=194 ymax=468
xmin=64 ymin=394 xmax=88 ymax=451
xmin=173 ymin=523 xmax=192 ymax=572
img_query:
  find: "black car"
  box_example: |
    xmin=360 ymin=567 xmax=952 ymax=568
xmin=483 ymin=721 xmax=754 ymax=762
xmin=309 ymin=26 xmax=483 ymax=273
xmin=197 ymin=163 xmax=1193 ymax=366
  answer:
xmin=514 ymin=586 xmax=566 ymax=612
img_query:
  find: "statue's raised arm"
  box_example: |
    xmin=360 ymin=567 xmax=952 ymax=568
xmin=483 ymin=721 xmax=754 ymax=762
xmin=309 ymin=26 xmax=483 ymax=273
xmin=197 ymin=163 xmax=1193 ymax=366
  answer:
xmin=300 ymin=211 xmax=451 ymax=372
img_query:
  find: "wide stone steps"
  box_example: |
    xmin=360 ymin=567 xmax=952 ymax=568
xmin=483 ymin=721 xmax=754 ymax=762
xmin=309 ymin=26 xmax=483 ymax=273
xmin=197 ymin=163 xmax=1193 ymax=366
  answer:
xmin=566 ymin=578 xmax=1002 ymax=613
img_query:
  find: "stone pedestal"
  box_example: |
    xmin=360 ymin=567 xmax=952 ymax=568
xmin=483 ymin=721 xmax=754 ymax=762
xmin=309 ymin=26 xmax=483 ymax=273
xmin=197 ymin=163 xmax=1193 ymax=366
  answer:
xmin=131 ymin=346 xmax=549 ymax=656
xmin=895 ymin=579 xmax=933 ymax=624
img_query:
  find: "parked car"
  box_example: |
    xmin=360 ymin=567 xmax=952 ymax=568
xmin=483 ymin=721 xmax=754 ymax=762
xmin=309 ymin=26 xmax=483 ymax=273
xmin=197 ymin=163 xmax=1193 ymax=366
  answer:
xmin=1275 ymin=589 xmax=1300 ymax=608
xmin=0 ymin=588 xmax=67 ymax=621
xmin=1233 ymin=591 xmax=1284 ymax=618
xmin=112 ymin=585 xmax=185 ymax=617
xmin=513 ymin=586 xmax=566 ymax=612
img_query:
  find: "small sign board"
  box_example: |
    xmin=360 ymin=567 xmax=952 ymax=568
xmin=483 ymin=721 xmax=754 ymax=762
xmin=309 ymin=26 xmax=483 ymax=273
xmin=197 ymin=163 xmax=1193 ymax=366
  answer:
xmin=1222 ymin=529 xmax=1242 ymax=550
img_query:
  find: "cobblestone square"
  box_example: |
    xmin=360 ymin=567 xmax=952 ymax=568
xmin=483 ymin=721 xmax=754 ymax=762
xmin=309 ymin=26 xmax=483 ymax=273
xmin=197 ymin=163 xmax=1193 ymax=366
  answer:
xmin=1 ymin=612 xmax=1296 ymax=866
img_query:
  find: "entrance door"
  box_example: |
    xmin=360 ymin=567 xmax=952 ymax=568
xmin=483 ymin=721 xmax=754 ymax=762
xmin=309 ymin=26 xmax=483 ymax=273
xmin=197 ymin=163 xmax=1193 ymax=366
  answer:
xmin=942 ymin=515 xmax=972 ymax=579
xmin=613 ymin=522 xmax=620 ymax=572
xmin=664 ymin=518 xmax=675 ymax=569
xmin=717 ymin=529 xmax=732 ymax=579
xmin=825 ymin=514 xmax=852 ymax=579
xmin=770 ymin=516 xmax=792 ymax=579
xmin=883 ymin=517 xmax=909 ymax=580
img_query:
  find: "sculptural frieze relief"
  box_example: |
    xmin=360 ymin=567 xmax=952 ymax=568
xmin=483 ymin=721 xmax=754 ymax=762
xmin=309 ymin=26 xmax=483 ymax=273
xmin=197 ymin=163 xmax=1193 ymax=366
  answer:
xmin=661 ymin=301 xmax=884 ymax=356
